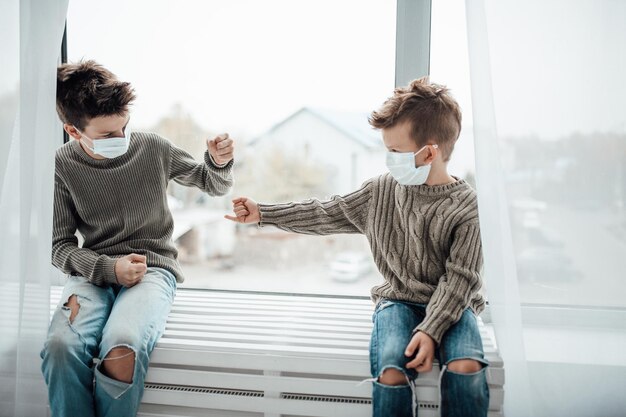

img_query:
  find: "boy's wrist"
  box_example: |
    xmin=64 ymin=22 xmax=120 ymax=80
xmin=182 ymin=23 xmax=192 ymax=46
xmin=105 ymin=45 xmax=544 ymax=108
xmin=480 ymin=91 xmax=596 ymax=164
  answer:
xmin=113 ymin=259 xmax=121 ymax=285
xmin=412 ymin=325 xmax=441 ymax=345
xmin=205 ymin=151 xmax=233 ymax=169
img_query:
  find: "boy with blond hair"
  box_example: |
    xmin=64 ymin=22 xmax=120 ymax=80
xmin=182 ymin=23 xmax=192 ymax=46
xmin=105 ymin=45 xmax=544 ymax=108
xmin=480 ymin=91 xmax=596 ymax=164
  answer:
xmin=226 ymin=78 xmax=489 ymax=417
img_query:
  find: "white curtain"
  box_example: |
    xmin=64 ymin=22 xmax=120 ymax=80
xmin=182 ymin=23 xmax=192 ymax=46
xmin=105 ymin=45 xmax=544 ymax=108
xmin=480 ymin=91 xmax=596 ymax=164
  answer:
xmin=466 ymin=1 xmax=626 ymax=416
xmin=0 ymin=0 xmax=69 ymax=416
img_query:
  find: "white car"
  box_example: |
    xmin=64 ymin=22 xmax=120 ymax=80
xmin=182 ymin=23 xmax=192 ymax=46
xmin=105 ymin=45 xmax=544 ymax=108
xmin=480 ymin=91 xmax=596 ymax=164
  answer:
xmin=329 ymin=252 xmax=372 ymax=283
xmin=516 ymin=247 xmax=580 ymax=282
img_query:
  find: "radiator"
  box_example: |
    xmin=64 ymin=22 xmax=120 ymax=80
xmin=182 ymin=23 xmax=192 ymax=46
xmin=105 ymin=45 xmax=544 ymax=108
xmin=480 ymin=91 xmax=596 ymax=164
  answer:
xmin=49 ymin=287 xmax=505 ymax=417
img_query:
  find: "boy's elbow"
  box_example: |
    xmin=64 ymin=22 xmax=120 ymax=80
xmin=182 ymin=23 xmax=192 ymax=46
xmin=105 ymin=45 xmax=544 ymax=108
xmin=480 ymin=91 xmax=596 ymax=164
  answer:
xmin=220 ymin=177 xmax=234 ymax=194
xmin=210 ymin=182 xmax=233 ymax=197
xmin=50 ymin=251 xmax=67 ymax=273
xmin=213 ymin=189 xmax=229 ymax=197
xmin=51 ymin=242 xmax=63 ymax=262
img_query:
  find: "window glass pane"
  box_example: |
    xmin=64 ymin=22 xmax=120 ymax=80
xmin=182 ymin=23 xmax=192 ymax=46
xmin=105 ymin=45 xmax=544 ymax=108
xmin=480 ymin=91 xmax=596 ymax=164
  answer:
xmin=67 ymin=0 xmax=396 ymax=294
xmin=448 ymin=0 xmax=626 ymax=308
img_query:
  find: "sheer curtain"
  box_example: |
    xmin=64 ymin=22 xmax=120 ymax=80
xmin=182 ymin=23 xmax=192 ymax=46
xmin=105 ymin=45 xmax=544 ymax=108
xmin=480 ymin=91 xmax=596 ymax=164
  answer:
xmin=0 ymin=0 xmax=69 ymax=416
xmin=466 ymin=1 xmax=626 ymax=416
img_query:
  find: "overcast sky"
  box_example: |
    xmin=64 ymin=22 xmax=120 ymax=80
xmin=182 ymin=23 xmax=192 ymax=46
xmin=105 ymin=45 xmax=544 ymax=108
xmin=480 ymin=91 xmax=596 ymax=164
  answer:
xmin=67 ymin=0 xmax=397 ymax=136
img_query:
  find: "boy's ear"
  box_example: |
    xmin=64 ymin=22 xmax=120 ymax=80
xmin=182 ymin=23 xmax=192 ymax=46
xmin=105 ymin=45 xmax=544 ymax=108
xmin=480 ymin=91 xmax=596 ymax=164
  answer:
xmin=424 ymin=144 xmax=438 ymax=164
xmin=64 ymin=124 xmax=82 ymax=141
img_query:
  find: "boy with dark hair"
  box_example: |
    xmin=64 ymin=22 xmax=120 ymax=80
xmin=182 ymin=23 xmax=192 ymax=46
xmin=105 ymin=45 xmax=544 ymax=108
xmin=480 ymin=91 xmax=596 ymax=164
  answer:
xmin=226 ymin=78 xmax=489 ymax=417
xmin=41 ymin=60 xmax=235 ymax=417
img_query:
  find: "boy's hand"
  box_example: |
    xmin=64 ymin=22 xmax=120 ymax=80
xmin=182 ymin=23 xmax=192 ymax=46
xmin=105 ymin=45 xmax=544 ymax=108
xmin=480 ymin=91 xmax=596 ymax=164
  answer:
xmin=207 ymin=133 xmax=234 ymax=166
xmin=405 ymin=331 xmax=436 ymax=373
xmin=224 ymin=197 xmax=260 ymax=224
xmin=114 ymin=254 xmax=148 ymax=288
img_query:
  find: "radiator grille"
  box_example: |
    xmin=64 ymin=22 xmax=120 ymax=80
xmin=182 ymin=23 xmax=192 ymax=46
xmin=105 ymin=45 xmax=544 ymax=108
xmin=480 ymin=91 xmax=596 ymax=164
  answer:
xmin=281 ymin=393 xmax=371 ymax=404
xmin=145 ymin=384 xmax=439 ymax=409
xmin=144 ymin=383 xmax=263 ymax=397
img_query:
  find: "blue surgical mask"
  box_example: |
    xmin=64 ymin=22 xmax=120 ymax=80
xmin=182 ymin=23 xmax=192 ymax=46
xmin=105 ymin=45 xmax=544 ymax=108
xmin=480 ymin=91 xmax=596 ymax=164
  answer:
xmin=386 ymin=144 xmax=438 ymax=185
xmin=79 ymin=126 xmax=131 ymax=159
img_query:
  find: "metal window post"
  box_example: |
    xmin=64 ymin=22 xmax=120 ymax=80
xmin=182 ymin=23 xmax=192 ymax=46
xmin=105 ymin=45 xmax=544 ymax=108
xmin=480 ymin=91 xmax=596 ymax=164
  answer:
xmin=395 ymin=0 xmax=432 ymax=87
xmin=61 ymin=21 xmax=68 ymax=143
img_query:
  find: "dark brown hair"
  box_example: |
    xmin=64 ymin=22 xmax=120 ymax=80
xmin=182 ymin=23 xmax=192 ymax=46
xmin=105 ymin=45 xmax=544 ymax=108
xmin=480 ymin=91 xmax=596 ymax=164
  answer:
xmin=56 ymin=60 xmax=136 ymax=130
xmin=369 ymin=77 xmax=462 ymax=161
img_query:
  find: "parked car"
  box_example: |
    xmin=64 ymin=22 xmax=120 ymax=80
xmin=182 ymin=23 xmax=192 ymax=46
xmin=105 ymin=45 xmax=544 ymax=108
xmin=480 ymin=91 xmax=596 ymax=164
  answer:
xmin=329 ymin=252 xmax=372 ymax=283
xmin=516 ymin=247 xmax=581 ymax=283
xmin=525 ymin=226 xmax=564 ymax=249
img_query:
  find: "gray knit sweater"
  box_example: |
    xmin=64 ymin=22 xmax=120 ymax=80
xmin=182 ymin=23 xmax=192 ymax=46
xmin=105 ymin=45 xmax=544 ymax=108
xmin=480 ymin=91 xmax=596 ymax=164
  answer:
xmin=52 ymin=132 xmax=233 ymax=286
xmin=258 ymin=174 xmax=485 ymax=344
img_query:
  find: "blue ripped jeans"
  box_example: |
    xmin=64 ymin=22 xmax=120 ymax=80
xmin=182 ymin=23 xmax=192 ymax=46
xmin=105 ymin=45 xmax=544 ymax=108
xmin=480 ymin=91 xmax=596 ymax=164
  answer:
xmin=369 ymin=299 xmax=489 ymax=417
xmin=40 ymin=267 xmax=176 ymax=417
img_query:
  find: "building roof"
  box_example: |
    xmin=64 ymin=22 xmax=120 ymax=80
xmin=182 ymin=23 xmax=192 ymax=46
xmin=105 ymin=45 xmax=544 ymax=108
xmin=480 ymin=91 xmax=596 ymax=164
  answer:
xmin=251 ymin=107 xmax=383 ymax=149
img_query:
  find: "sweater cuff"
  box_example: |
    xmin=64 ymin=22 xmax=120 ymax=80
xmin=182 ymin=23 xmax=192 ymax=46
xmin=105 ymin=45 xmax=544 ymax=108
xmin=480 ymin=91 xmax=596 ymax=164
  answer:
xmin=257 ymin=203 xmax=277 ymax=228
xmin=103 ymin=257 xmax=119 ymax=285
xmin=413 ymin=313 xmax=454 ymax=345
xmin=205 ymin=151 xmax=233 ymax=170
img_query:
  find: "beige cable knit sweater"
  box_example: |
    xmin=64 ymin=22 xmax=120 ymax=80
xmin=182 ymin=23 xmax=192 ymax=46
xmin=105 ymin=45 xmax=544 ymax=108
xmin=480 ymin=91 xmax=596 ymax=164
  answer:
xmin=258 ymin=173 xmax=485 ymax=344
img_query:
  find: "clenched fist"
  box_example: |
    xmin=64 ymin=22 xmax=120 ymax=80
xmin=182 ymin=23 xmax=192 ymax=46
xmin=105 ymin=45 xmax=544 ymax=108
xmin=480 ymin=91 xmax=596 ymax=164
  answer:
xmin=224 ymin=197 xmax=260 ymax=224
xmin=207 ymin=133 xmax=234 ymax=166
xmin=114 ymin=253 xmax=147 ymax=287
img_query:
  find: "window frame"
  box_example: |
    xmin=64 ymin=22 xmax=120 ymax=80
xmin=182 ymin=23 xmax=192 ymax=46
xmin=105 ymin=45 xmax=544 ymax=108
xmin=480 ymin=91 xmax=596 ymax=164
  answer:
xmin=395 ymin=0 xmax=432 ymax=86
xmin=61 ymin=2 xmax=433 ymax=298
xmin=61 ymin=20 xmax=68 ymax=144
xmin=62 ymin=2 xmax=626 ymax=320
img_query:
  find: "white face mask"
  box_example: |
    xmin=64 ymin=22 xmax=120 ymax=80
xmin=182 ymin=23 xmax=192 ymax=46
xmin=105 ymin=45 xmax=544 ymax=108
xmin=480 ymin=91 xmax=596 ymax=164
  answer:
xmin=386 ymin=144 xmax=438 ymax=185
xmin=79 ymin=125 xmax=131 ymax=159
